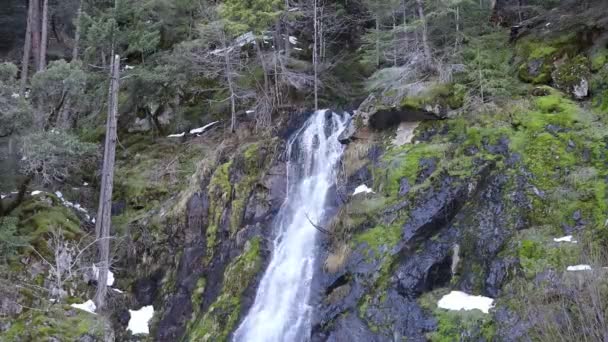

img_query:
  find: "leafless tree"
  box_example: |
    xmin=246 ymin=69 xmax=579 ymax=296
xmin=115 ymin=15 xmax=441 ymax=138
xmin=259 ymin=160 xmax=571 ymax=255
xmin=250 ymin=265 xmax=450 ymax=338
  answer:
xmin=416 ymin=0 xmax=432 ymax=66
xmin=39 ymin=0 xmax=49 ymax=71
xmin=94 ymin=54 xmax=120 ymax=310
xmin=20 ymin=0 xmax=35 ymax=95
xmin=72 ymin=0 xmax=83 ymax=61
xmin=28 ymin=229 xmax=115 ymax=301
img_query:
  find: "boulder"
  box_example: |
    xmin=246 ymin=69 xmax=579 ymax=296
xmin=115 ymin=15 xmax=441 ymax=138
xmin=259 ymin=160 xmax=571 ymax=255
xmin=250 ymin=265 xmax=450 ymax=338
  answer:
xmin=337 ymin=117 xmax=356 ymax=144
xmin=551 ymin=56 xmax=591 ymax=99
xmin=358 ymin=82 xmax=462 ymax=130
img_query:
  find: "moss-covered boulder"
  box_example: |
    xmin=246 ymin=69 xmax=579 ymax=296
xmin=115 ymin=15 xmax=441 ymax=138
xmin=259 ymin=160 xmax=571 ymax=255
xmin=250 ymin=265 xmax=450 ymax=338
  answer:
xmin=551 ymin=55 xmax=591 ymax=99
xmin=359 ymin=81 xmax=463 ymax=130
xmin=515 ymin=35 xmax=578 ymax=84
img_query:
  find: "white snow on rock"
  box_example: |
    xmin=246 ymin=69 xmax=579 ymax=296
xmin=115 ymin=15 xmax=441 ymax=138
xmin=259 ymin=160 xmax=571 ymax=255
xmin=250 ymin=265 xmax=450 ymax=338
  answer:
xmin=437 ymin=291 xmax=494 ymax=314
xmin=125 ymin=65 xmax=135 ymax=70
xmin=167 ymin=132 xmax=185 ymax=138
xmin=11 ymin=93 xmax=20 ymax=99
xmin=294 ymin=47 xmax=303 ymax=51
xmin=55 ymin=191 xmax=63 ymax=199
xmin=567 ymin=264 xmax=592 ymax=271
xmin=83 ymin=182 xmax=89 ymax=186
xmin=353 ymin=184 xmax=374 ymax=196
xmin=71 ymin=300 xmax=96 ymax=314
xmin=92 ymin=264 xmax=115 ymax=286
xmin=246 ymin=110 xmax=255 ymax=114
xmin=554 ymin=235 xmax=577 ymax=243
xmin=190 ymin=121 xmax=219 ymax=134
xmin=289 ymin=36 xmax=298 ymax=44
xmin=112 ymin=288 xmax=124 ymax=294
xmin=127 ymin=306 xmax=154 ymax=335
xmin=31 ymin=190 xmax=43 ymax=196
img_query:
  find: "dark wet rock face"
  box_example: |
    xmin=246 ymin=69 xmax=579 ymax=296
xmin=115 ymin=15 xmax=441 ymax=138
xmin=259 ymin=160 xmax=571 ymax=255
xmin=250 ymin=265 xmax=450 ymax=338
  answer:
xmin=134 ymin=271 xmax=163 ymax=306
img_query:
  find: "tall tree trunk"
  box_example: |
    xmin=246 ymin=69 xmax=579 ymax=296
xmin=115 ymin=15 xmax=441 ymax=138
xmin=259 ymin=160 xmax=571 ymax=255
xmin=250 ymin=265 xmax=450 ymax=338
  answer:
xmin=39 ymin=0 xmax=48 ymax=71
xmin=94 ymin=54 xmax=120 ymax=311
xmin=416 ymin=0 xmax=432 ymax=66
xmin=31 ymin=0 xmax=41 ymax=73
xmin=375 ymin=14 xmax=380 ymax=67
xmin=20 ymin=0 xmax=34 ymax=96
xmin=313 ymin=0 xmax=319 ymax=110
xmin=392 ymin=13 xmax=397 ymax=66
xmin=221 ymin=32 xmax=237 ymax=133
xmin=72 ymin=0 xmax=83 ymax=61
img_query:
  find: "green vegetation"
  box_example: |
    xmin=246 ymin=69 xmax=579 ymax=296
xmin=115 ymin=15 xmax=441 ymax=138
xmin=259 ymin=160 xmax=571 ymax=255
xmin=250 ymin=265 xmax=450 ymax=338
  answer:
xmin=187 ymin=237 xmax=262 ymax=341
xmin=0 ymin=306 xmax=105 ymax=341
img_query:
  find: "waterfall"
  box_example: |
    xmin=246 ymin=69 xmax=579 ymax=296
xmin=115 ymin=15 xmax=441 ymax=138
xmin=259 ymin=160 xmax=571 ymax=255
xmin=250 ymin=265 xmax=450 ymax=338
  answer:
xmin=233 ymin=110 xmax=348 ymax=342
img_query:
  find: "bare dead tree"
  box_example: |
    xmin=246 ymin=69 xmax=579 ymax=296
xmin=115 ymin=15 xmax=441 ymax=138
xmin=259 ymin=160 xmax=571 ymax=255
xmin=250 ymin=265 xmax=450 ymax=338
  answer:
xmin=72 ymin=0 xmax=83 ymax=61
xmin=313 ymin=0 xmax=319 ymax=110
xmin=31 ymin=0 xmax=41 ymax=72
xmin=39 ymin=0 xmax=49 ymax=71
xmin=416 ymin=0 xmax=432 ymax=66
xmin=20 ymin=0 xmax=35 ymax=95
xmin=28 ymin=229 xmax=116 ymax=301
xmin=94 ymin=54 xmax=120 ymax=310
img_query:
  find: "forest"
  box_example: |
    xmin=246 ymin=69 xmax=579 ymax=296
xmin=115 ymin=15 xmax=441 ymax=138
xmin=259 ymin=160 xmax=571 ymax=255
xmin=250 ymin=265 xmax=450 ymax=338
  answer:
xmin=1 ymin=0 xmax=608 ymax=340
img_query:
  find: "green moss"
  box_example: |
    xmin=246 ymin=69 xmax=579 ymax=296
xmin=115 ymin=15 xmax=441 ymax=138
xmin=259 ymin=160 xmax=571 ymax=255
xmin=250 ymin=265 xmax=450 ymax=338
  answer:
xmin=0 ymin=306 xmax=105 ymax=341
xmin=400 ymin=83 xmax=464 ymax=112
xmin=590 ymin=48 xmax=608 ymax=72
xmin=12 ymin=197 xmax=83 ymax=256
xmin=515 ymin=34 xmax=578 ymax=84
xmin=187 ymin=238 xmax=262 ymax=341
xmin=428 ymin=310 xmax=495 ymax=342
xmin=355 ymin=224 xmax=401 ymax=257
xmin=552 ymin=55 xmax=591 ymax=94
xmin=376 ymin=143 xmax=448 ymax=197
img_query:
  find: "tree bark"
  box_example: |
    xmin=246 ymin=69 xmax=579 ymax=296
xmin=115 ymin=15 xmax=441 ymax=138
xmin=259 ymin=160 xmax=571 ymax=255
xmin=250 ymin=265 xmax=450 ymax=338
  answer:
xmin=93 ymin=54 xmax=120 ymax=311
xmin=72 ymin=0 xmax=83 ymax=61
xmin=20 ymin=0 xmax=34 ymax=96
xmin=416 ymin=0 xmax=432 ymax=66
xmin=221 ymin=31 xmax=237 ymax=133
xmin=38 ymin=0 xmax=49 ymax=71
xmin=31 ymin=0 xmax=41 ymax=73
xmin=313 ymin=0 xmax=319 ymax=110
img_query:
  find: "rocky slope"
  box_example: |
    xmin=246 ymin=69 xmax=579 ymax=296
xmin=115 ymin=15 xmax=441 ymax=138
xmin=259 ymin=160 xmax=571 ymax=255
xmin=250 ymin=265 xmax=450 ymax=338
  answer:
xmin=0 ymin=1 xmax=607 ymax=341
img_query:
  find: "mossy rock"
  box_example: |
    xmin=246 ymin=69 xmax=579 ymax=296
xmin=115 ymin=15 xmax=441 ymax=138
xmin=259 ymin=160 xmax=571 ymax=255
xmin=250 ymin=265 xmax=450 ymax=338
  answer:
xmin=0 ymin=306 xmax=105 ymax=341
xmin=590 ymin=48 xmax=608 ymax=72
xmin=551 ymin=55 xmax=591 ymax=99
xmin=361 ymin=81 xmax=461 ymax=130
xmin=515 ymin=35 xmax=578 ymax=84
xmin=186 ymin=237 xmax=262 ymax=341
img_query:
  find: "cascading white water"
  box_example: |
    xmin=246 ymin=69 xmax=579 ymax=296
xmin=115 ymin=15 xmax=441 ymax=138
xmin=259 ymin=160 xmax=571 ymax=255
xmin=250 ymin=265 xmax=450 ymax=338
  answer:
xmin=233 ymin=110 xmax=348 ymax=342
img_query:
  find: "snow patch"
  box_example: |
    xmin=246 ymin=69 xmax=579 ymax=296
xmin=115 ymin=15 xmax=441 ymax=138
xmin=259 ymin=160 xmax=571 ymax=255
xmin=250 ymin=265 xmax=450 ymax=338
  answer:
xmin=353 ymin=184 xmax=374 ymax=196
xmin=554 ymin=235 xmax=577 ymax=243
xmin=112 ymin=288 xmax=124 ymax=294
xmin=31 ymin=190 xmax=43 ymax=196
xmin=567 ymin=264 xmax=592 ymax=271
xmin=125 ymin=65 xmax=135 ymax=70
xmin=289 ymin=36 xmax=298 ymax=45
xmin=437 ymin=291 xmax=494 ymax=314
xmin=294 ymin=47 xmax=303 ymax=51
xmin=71 ymin=299 xmax=96 ymax=314
xmin=11 ymin=93 xmax=19 ymax=99
xmin=92 ymin=264 xmax=115 ymax=286
xmin=167 ymin=132 xmax=185 ymax=138
xmin=246 ymin=110 xmax=255 ymax=114
xmin=190 ymin=121 xmax=219 ymax=134
xmin=83 ymin=182 xmax=89 ymax=186
xmin=127 ymin=306 xmax=154 ymax=335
